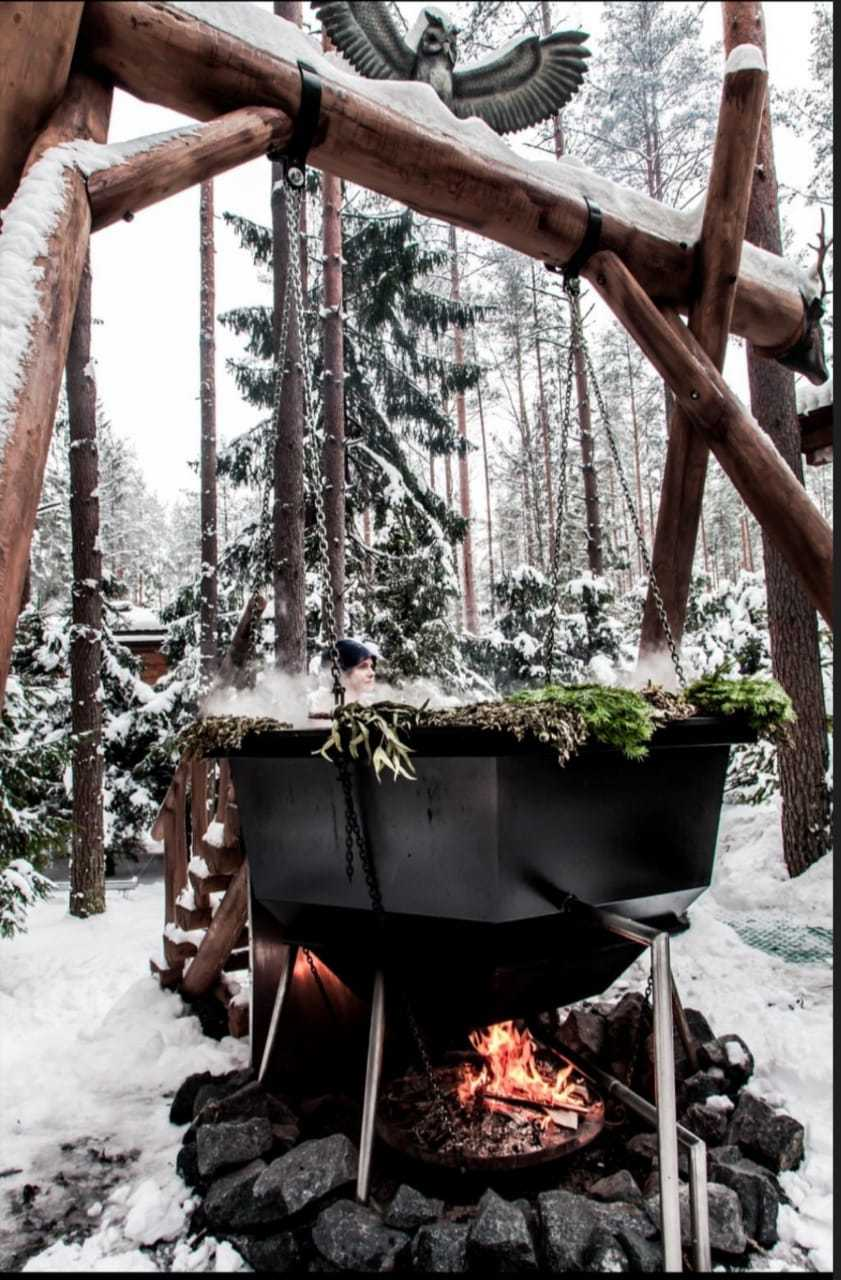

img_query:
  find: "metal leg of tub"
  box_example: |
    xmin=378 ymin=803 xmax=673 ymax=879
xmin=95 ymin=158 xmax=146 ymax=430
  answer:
xmin=357 ymin=970 xmax=386 ymax=1205
xmin=594 ymin=909 xmax=684 ymax=1273
xmin=257 ymin=943 xmax=297 ymax=1085
xmin=555 ymin=1042 xmax=710 ymax=1273
xmin=671 ymin=974 xmax=700 ymax=1074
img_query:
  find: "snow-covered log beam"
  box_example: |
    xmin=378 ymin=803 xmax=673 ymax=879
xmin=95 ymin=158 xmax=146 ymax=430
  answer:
xmin=0 ymin=72 xmax=112 ymax=710
xmin=0 ymin=2 xmax=84 ymax=211
xmin=87 ymin=107 xmax=293 ymax=231
xmin=584 ymin=251 xmax=832 ymax=628
xmin=75 ymin=0 xmax=824 ymax=377
xmin=180 ymin=861 xmax=248 ymax=999
xmin=640 ymin=49 xmax=768 ymax=662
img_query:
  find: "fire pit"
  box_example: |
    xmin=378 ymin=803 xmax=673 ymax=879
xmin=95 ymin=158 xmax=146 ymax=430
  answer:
xmin=378 ymin=1021 xmax=605 ymax=1172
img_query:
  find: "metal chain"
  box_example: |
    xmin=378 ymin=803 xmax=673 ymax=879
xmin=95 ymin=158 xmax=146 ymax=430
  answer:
xmin=302 ymin=946 xmax=340 ymax=1025
xmin=625 ymin=971 xmax=654 ymax=1088
xmin=547 ymin=275 xmax=686 ymax=689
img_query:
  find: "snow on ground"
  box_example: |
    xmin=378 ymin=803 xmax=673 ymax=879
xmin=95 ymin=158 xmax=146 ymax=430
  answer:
xmin=0 ymin=797 xmax=832 ymax=1272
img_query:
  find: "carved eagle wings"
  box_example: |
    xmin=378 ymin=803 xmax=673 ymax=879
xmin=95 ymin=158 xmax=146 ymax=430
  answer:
xmin=311 ymin=2 xmax=590 ymax=135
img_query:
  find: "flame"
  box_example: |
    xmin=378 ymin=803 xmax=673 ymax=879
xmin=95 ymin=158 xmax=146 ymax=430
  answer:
xmin=457 ymin=1020 xmax=590 ymax=1127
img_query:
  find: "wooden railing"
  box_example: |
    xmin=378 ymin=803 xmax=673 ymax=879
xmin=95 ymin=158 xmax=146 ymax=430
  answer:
xmin=148 ymin=593 xmax=267 ymax=1037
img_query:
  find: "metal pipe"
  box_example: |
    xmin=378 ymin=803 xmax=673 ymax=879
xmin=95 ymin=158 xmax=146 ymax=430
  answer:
xmin=257 ymin=942 xmax=296 ymax=1084
xmin=652 ymin=931 xmax=682 ymax=1271
xmin=556 ymin=1044 xmax=710 ymax=1272
xmin=593 ymin=908 xmax=683 ymax=1272
xmin=357 ymin=969 xmax=386 ymax=1204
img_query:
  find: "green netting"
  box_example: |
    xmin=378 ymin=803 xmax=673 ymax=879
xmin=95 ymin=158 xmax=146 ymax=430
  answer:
xmin=723 ymin=915 xmax=833 ymax=966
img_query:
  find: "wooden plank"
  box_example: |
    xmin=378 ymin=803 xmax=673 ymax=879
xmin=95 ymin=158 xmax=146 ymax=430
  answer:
xmin=200 ymin=839 xmax=244 ymax=877
xmin=800 ymin=403 xmax=832 ymax=456
xmin=639 ymin=51 xmax=768 ymax=660
xmin=582 ymin=251 xmax=832 ymax=627
xmin=75 ymin=0 xmax=820 ymax=368
xmin=0 ymin=72 xmax=111 ymax=711
xmin=87 ymin=105 xmax=293 ymax=231
xmin=180 ymin=862 xmax=249 ymax=999
xmin=190 ymin=759 xmax=210 ymax=858
xmin=0 ymin=2 xmax=84 ymax=210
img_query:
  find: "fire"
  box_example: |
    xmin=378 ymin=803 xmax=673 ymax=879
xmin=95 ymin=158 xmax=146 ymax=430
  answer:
xmin=457 ymin=1020 xmax=590 ymax=1128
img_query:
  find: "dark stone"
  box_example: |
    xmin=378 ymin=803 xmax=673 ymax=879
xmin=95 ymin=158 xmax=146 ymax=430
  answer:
xmin=204 ymin=1159 xmax=282 ymax=1232
xmin=684 ymin=1008 xmax=714 ymax=1044
xmin=198 ymin=1081 xmax=270 ymax=1127
xmin=383 ymin=1184 xmax=443 ymax=1232
xmin=605 ymin=994 xmax=650 ymax=1083
xmin=191 ymin=1066 xmax=253 ymax=1121
xmin=683 ymin=1101 xmax=730 ymax=1148
xmin=709 ymin=1147 xmax=780 ymax=1247
xmin=175 ymin=1140 xmax=206 ymax=1194
xmin=197 ymin=1117 xmax=275 ymax=1179
xmin=411 ymin=1221 xmax=469 ymax=1273
xmin=646 ymin=1183 xmax=746 ymax=1256
xmin=253 ymin=1134 xmax=357 ymax=1218
xmin=589 ymin=1200 xmax=658 ymax=1241
xmin=266 ymin=1094 xmax=300 ymax=1129
xmin=537 ymin=1189 xmax=598 ymax=1270
xmin=617 ymin=1229 xmax=664 ymax=1273
xmin=584 ymin=1227 xmax=629 ymax=1271
xmin=270 ymin=1123 xmax=301 ymax=1157
xmin=312 ymin=1199 xmax=409 ymax=1272
xmin=467 ymin=1189 xmax=537 ymax=1272
xmin=589 ymin=1169 xmax=644 ymax=1205
xmin=226 ymin=1231 xmax=301 ymax=1273
xmin=169 ymin=1071 xmax=214 ymax=1126
xmin=698 ymin=1036 xmax=754 ymax=1092
xmin=683 ymin=1068 xmax=729 ymax=1107
xmin=727 ymin=1092 xmax=805 ymax=1173
xmin=558 ymin=1008 xmax=606 ymax=1058
xmin=625 ymin=1132 xmax=660 ymax=1178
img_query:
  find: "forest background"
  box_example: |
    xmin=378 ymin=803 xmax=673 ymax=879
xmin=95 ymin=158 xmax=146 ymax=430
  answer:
xmin=1 ymin=0 xmax=833 ymax=932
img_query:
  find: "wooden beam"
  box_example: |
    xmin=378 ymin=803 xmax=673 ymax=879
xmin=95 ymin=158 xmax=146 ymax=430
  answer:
xmin=0 ymin=73 xmax=111 ymax=711
xmin=180 ymin=861 xmax=249 ymax=1000
xmin=0 ymin=2 xmax=84 ymax=210
xmin=75 ymin=0 xmax=821 ymax=371
xmin=639 ymin=49 xmax=767 ymax=661
xmin=582 ymin=251 xmax=832 ymax=628
xmin=87 ymin=106 xmax=293 ymax=231
xmin=799 ymin=402 xmax=832 ymax=463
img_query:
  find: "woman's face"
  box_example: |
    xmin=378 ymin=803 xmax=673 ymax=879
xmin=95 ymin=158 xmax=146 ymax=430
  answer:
xmin=343 ymin=656 xmax=376 ymax=699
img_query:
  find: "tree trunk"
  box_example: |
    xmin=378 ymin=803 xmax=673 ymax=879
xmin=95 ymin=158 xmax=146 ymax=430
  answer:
xmin=449 ymin=226 xmax=478 ymax=632
xmin=541 ymin=2 xmax=565 ymax=157
xmin=513 ymin=322 xmax=544 ymax=568
xmin=272 ymin=0 xmax=306 ymax=671
xmin=476 ymin=378 xmax=496 ymax=617
xmin=531 ymin=263 xmax=555 ymax=555
xmin=321 ymin=34 xmax=346 ymax=636
xmin=66 ymin=252 xmax=105 ymax=918
xmin=199 ymin=179 xmax=218 ymax=684
xmin=723 ymin=0 xmax=830 ymax=876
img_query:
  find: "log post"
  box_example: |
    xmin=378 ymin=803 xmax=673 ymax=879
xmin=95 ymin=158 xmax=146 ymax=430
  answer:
xmin=0 ymin=72 xmax=111 ymax=711
xmin=75 ymin=0 xmax=822 ymax=371
xmin=639 ymin=48 xmax=768 ymax=661
xmin=180 ymin=862 xmax=249 ymax=999
xmin=0 ymin=2 xmax=83 ymax=210
xmin=86 ymin=106 xmax=293 ymax=231
xmin=582 ymin=251 xmax=832 ymax=627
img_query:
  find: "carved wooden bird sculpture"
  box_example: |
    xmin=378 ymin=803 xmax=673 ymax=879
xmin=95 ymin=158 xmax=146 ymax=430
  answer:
xmin=311 ymin=2 xmax=590 ymax=134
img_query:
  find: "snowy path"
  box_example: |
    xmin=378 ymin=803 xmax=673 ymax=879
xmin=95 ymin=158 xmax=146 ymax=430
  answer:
xmin=0 ymin=799 xmax=832 ymax=1272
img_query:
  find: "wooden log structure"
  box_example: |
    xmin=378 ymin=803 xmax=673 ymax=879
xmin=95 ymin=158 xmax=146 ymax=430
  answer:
xmin=638 ymin=49 xmax=768 ymax=661
xmin=582 ymin=251 xmax=832 ymax=627
xmin=0 ymin=71 xmax=111 ymax=709
xmin=180 ymin=861 xmax=249 ymax=1001
xmin=799 ymin=402 xmax=833 ymax=467
xmin=0 ymin=1 xmax=84 ymax=210
xmin=75 ymin=0 xmax=821 ymax=368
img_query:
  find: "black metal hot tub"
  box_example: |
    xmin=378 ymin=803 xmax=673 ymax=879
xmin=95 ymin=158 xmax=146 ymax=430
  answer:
xmin=223 ymin=715 xmax=750 ymax=1038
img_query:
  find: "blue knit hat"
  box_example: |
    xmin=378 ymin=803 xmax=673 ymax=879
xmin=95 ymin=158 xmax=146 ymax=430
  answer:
xmin=322 ymin=638 xmax=377 ymax=672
